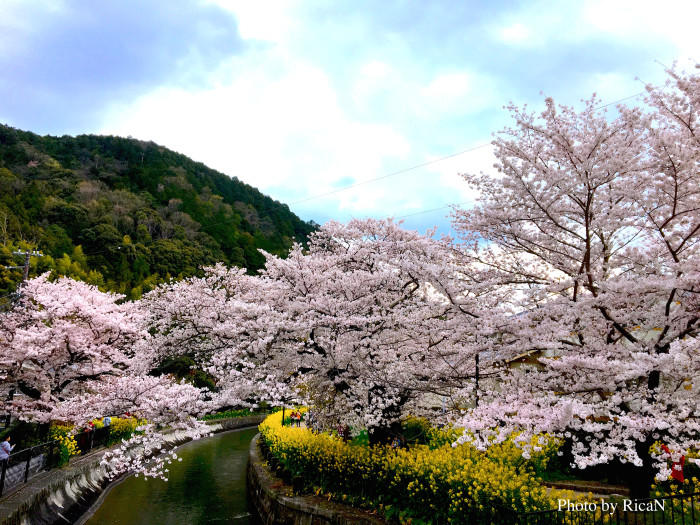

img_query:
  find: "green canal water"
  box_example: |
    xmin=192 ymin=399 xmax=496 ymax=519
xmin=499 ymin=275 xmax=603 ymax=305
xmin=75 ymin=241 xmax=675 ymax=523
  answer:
xmin=85 ymin=427 xmax=259 ymax=525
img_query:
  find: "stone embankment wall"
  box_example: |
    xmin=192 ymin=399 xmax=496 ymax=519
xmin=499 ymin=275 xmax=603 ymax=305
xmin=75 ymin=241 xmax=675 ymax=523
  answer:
xmin=0 ymin=416 xmax=265 ymax=525
xmin=247 ymin=434 xmax=386 ymax=525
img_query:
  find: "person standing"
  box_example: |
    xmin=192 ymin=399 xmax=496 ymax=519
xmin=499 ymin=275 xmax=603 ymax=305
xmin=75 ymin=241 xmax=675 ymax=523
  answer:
xmin=0 ymin=435 xmax=15 ymax=462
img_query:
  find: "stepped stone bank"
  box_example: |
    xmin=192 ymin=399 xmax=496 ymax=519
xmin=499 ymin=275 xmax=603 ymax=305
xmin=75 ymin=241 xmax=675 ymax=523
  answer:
xmin=0 ymin=416 xmax=265 ymax=525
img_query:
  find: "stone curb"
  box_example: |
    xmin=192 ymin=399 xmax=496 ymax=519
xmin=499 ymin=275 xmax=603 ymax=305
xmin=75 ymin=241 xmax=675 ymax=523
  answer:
xmin=247 ymin=434 xmax=387 ymax=525
xmin=543 ymin=480 xmax=630 ymax=497
xmin=0 ymin=415 xmax=266 ymax=525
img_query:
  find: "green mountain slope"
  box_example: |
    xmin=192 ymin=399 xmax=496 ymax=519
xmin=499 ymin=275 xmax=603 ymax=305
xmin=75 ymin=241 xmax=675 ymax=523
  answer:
xmin=0 ymin=124 xmax=315 ymax=298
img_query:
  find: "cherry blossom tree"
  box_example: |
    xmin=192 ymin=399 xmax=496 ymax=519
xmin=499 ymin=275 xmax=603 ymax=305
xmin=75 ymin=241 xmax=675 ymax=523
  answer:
xmin=53 ymin=375 xmax=213 ymax=480
xmin=141 ymin=219 xmax=487 ymax=444
xmin=0 ymin=274 xmax=141 ymax=419
xmin=136 ymin=263 xmax=288 ymax=410
xmin=256 ymin=219 xmax=487 ymax=444
xmin=451 ymin=66 xmax=699 ymax=496
xmin=0 ymin=274 xmax=211 ymax=479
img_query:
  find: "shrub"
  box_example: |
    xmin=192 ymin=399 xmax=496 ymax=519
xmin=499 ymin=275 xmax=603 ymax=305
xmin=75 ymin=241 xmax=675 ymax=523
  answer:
xmin=401 ymin=416 xmax=433 ymax=445
xmin=48 ymin=424 xmax=80 ymax=466
xmin=106 ymin=417 xmax=144 ymax=445
xmin=258 ymin=411 xmax=585 ymax=524
xmin=201 ymin=408 xmax=268 ymax=421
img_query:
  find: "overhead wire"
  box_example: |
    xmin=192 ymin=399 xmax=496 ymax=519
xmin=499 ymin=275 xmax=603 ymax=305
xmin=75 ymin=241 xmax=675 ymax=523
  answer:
xmin=368 ymin=90 xmax=648 ymax=222
xmin=289 ymin=90 xmax=647 ymax=209
xmin=0 ymin=90 xmax=650 ymax=289
xmin=289 ymin=143 xmax=491 ymax=205
xmin=151 ymin=89 xmax=651 ymax=233
xmin=394 ymin=201 xmax=471 ymax=220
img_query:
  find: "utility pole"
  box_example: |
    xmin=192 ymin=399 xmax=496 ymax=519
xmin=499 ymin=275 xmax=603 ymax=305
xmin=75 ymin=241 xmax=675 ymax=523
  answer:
xmin=11 ymin=249 xmax=44 ymax=285
xmin=0 ymin=257 xmax=25 ymax=309
xmin=474 ymin=353 xmax=480 ymax=408
xmin=2 ymin=250 xmax=43 ymax=428
xmin=3 ymin=388 xmax=13 ymax=429
xmin=0 ymin=248 xmax=44 ymax=310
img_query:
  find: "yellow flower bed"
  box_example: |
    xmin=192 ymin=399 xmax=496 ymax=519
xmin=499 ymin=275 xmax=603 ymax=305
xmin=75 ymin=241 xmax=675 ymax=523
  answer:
xmin=108 ymin=416 xmax=141 ymax=434
xmin=259 ymin=411 xmax=585 ymax=524
xmin=106 ymin=416 xmax=146 ymax=444
xmin=47 ymin=417 xmax=145 ymax=466
xmin=49 ymin=423 xmax=80 ymax=465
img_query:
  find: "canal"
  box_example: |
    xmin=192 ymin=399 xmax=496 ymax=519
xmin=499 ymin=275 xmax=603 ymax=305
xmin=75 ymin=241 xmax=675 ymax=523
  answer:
xmin=83 ymin=427 xmax=259 ymax=524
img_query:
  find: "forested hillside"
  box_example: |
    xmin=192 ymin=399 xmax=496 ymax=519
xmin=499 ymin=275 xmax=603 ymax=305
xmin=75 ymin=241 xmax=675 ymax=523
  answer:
xmin=0 ymin=124 xmax=315 ymax=300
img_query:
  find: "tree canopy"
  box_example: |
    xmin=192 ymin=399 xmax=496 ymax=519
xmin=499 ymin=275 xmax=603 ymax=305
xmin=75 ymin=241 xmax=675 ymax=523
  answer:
xmin=0 ymin=126 xmax=315 ymax=300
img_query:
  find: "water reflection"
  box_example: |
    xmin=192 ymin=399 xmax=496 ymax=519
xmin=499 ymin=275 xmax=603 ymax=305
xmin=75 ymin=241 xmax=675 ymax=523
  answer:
xmin=85 ymin=427 xmax=259 ymax=525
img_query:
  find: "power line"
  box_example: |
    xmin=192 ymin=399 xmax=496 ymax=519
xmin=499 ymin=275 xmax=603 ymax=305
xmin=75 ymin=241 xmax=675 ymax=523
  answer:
xmin=289 ymin=91 xmax=646 ymax=207
xmin=363 ymin=92 xmax=649 ymax=223
xmin=290 ymin=144 xmax=491 ymax=205
xmin=394 ymin=202 xmax=471 ymax=220
xmin=592 ymin=91 xmax=645 ymax=110
xmin=0 ymin=250 xmax=44 ymax=308
xmin=193 ymin=89 xmax=648 ymax=233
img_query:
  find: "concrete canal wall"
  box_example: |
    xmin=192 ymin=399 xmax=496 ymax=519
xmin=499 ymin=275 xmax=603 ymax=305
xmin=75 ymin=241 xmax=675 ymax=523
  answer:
xmin=247 ymin=434 xmax=386 ymax=525
xmin=0 ymin=416 xmax=265 ymax=525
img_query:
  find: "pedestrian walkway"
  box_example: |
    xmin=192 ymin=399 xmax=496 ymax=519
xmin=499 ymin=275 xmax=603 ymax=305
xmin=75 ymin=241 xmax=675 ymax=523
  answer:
xmin=2 ymin=455 xmax=47 ymax=493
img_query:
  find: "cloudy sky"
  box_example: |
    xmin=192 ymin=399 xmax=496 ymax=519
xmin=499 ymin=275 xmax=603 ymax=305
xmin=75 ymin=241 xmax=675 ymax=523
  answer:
xmin=1 ymin=1 xmax=697 ymax=234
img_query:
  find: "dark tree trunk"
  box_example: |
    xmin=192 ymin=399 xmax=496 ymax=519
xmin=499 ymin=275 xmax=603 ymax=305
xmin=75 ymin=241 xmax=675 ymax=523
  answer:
xmin=365 ymin=384 xmax=408 ymax=447
xmin=628 ymin=438 xmax=655 ymax=499
xmin=368 ymin=420 xmax=403 ymax=447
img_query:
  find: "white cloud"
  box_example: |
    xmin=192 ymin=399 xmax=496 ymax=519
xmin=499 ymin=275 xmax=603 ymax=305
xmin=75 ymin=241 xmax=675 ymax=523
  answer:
xmin=202 ymin=0 xmax=296 ymax=43
xmin=492 ymin=0 xmax=700 ymax=61
xmin=351 ymin=62 xmax=499 ymax=121
xmin=351 ymin=60 xmax=391 ymax=107
xmin=419 ymin=72 xmax=498 ymax=116
xmin=360 ymin=61 xmax=390 ymax=79
xmin=100 ymin=49 xmax=411 ymax=218
xmin=423 ymin=73 xmax=473 ymax=102
xmin=498 ymin=23 xmax=533 ymax=45
xmin=99 ymin=0 xmax=695 ymax=232
xmin=99 ymin=26 xmax=500 ymax=228
xmin=425 ymin=143 xmax=498 ymax=205
xmin=491 ymin=5 xmax=580 ymax=48
xmin=582 ymin=0 xmax=700 ymax=61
